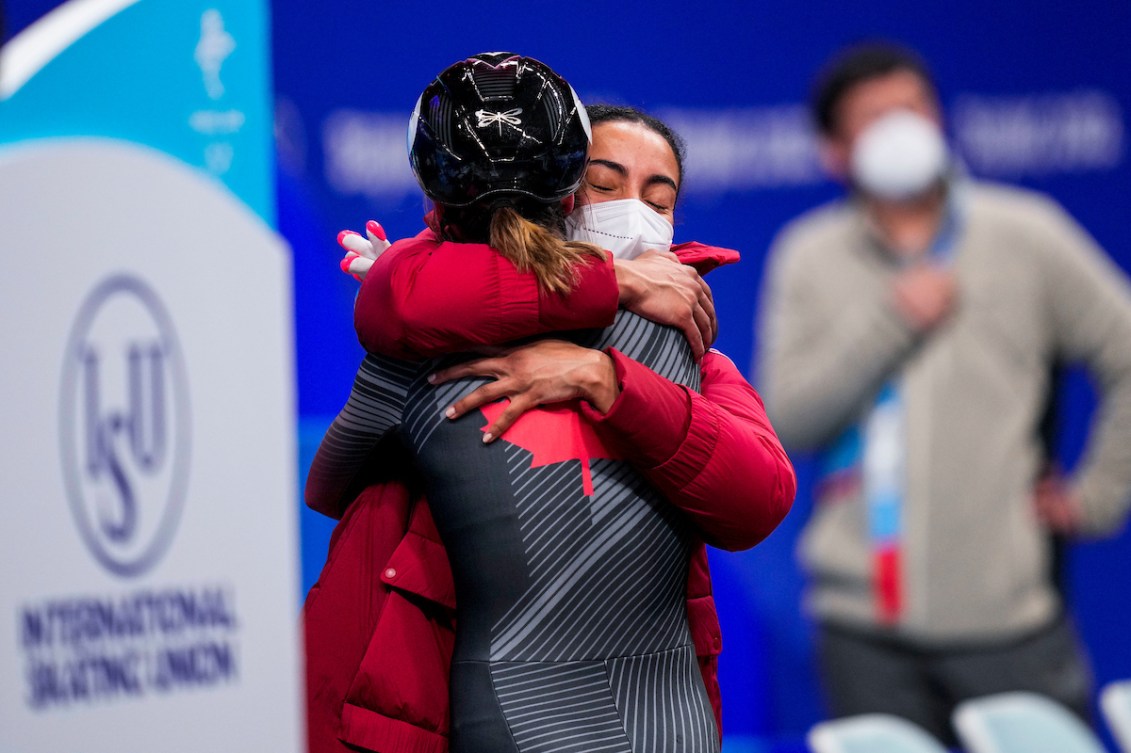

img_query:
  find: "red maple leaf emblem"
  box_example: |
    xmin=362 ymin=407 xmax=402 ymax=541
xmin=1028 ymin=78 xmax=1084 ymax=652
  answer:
xmin=480 ymin=401 xmax=620 ymax=496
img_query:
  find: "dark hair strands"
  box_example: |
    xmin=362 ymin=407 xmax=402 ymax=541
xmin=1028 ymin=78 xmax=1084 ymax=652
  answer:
xmin=810 ymin=40 xmax=937 ymax=136
xmin=586 ymin=104 xmax=687 ymax=197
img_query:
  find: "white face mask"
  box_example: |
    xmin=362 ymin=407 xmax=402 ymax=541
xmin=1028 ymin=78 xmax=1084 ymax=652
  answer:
xmin=850 ymin=110 xmax=948 ymax=201
xmin=565 ymin=198 xmax=675 ymax=259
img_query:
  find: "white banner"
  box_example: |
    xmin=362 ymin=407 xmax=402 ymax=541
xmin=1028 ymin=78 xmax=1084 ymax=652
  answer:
xmin=0 ymin=139 xmax=301 ymax=752
xmin=0 ymin=1 xmax=301 ymax=750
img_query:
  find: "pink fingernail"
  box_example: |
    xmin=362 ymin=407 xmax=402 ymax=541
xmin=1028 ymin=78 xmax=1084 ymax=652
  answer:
xmin=482 ymin=433 xmax=493 ymax=444
xmin=444 ymin=406 xmax=456 ymax=419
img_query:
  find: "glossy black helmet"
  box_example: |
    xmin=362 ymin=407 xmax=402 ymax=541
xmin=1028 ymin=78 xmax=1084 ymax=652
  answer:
xmin=408 ymin=52 xmax=591 ymax=208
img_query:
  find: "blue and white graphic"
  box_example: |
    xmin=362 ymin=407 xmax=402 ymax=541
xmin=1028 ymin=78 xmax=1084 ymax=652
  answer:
xmin=195 ymin=9 xmax=236 ymax=101
xmin=59 ymin=275 xmax=192 ymax=578
xmin=0 ymin=2 xmax=300 ymax=751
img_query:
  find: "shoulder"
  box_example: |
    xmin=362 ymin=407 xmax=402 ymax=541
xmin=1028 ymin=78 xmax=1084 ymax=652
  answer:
xmin=376 ymin=230 xmax=441 ymax=266
xmin=964 ymin=180 xmax=1074 ymax=232
xmin=381 ymin=231 xmax=500 ymax=266
xmin=963 ymin=180 xmax=1103 ymax=269
xmin=701 ymin=348 xmax=739 ymax=374
xmin=700 ymin=349 xmax=752 ymax=387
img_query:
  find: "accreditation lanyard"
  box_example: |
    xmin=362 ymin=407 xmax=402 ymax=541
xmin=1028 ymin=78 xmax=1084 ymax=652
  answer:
xmin=864 ymin=193 xmax=962 ymax=625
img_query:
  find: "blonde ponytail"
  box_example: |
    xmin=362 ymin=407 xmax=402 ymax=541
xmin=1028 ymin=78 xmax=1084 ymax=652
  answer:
xmin=488 ymin=206 xmax=606 ymax=295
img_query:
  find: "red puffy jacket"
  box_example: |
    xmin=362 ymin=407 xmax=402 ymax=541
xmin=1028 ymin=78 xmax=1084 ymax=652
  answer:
xmin=304 ymin=236 xmax=796 ymax=753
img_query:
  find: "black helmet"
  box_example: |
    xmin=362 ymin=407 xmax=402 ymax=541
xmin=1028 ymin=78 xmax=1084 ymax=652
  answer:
xmin=408 ymin=52 xmax=591 ymax=208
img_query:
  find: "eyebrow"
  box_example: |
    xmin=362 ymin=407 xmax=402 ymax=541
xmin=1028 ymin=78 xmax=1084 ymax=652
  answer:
xmin=589 ymin=159 xmax=678 ymax=193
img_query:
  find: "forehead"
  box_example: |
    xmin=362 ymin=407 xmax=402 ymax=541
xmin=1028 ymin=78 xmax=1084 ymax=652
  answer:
xmin=590 ymin=120 xmax=679 ymax=182
xmin=834 ymin=69 xmax=937 ymax=132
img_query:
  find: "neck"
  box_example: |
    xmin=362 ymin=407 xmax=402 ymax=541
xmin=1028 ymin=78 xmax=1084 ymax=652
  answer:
xmin=865 ymin=185 xmax=947 ymax=258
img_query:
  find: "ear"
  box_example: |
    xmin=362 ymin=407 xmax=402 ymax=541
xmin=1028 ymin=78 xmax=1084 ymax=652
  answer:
xmin=818 ymin=136 xmax=851 ymax=182
xmin=561 ymin=194 xmax=576 ymax=214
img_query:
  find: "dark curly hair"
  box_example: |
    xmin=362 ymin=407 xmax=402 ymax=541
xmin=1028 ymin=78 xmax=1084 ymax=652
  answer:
xmin=585 ymin=104 xmax=687 ymax=198
xmin=811 ymin=41 xmax=936 ymax=137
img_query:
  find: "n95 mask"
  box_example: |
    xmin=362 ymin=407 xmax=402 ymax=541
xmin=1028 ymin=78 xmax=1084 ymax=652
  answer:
xmin=565 ymin=198 xmax=675 ymax=259
xmin=850 ymin=110 xmax=948 ymax=201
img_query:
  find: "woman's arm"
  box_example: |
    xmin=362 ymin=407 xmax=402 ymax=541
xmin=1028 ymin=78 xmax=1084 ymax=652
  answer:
xmin=583 ymin=349 xmax=795 ymax=551
xmin=352 ymin=231 xmax=716 ymax=360
xmin=305 ymin=354 xmax=412 ymax=519
xmin=354 ymin=233 xmax=618 ymax=359
xmin=344 ymin=225 xmax=783 ymax=542
xmin=432 ymin=343 xmax=796 ymax=551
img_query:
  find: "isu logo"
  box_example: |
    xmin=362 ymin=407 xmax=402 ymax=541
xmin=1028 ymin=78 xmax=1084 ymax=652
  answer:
xmin=59 ymin=275 xmax=191 ymax=577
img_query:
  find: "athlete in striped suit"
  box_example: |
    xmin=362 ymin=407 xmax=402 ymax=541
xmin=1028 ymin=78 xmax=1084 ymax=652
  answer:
xmin=321 ymin=309 xmax=717 ymax=753
xmin=314 ymin=54 xmax=727 ymax=753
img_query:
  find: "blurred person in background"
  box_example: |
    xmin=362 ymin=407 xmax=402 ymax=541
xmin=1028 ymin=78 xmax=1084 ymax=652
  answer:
xmin=756 ymin=40 xmax=1131 ymax=743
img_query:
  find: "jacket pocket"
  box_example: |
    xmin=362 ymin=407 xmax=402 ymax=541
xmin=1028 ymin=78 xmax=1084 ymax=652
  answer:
xmin=381 ymin=528 xmax=455 ymax=611
xmin=340 ymin=589 xmax=455 ymax=748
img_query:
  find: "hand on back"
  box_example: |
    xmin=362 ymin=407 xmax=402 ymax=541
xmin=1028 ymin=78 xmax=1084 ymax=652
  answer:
xmin=429 ymin=340 xmax=620 ymax=443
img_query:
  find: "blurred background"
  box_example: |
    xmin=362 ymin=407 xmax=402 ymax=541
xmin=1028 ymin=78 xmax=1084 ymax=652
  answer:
xmin=5 ymin=1 xmax=1130 ymax=751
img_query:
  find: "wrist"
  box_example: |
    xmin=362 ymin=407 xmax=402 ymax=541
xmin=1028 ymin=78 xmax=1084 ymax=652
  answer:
xmin=613 ymin=259 xmax=640 ymax=307
xmin=581 ymin=350 xmax=620 ymax=414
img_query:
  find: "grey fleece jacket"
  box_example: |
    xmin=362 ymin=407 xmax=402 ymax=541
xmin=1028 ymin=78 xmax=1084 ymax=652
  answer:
xmin=757 ymin=181 xmax=1131 ymax=643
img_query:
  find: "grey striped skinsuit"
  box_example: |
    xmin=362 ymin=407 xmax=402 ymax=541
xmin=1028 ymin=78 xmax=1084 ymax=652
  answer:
xmin=318 ymin=310 xmax=719 ymax=753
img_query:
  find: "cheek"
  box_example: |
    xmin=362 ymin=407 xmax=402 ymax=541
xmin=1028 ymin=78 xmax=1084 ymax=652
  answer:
xmin=917 ymin=103 xmax=944 ymax=129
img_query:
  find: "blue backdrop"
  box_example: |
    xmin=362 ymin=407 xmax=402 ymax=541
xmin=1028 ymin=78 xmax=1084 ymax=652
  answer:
xmin=7 ymin=2 xmax=1129 ymax=750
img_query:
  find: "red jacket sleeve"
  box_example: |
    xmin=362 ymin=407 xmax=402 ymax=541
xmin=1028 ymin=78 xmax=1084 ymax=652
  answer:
xmin=581 ymin=349 xmax=796 ymax=551
xmin=354 ymin=231 xmax=620 ymax=359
